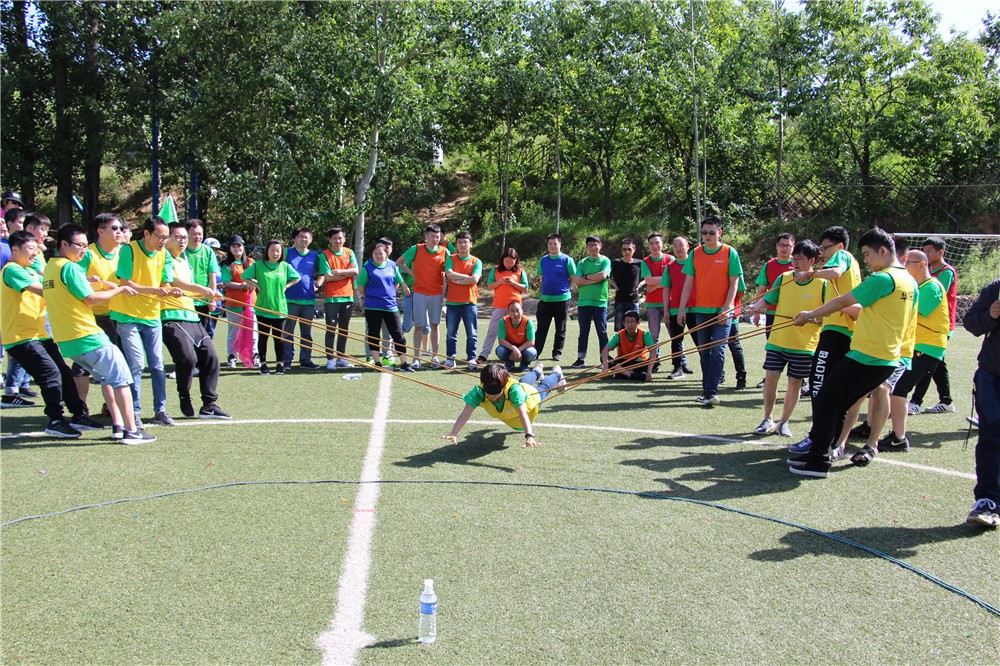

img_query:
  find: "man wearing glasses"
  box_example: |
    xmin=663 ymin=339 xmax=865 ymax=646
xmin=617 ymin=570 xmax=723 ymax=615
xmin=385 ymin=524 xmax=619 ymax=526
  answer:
xmin=677 ymin=217 xmax=744 ymax=406
xmin=110 ymin=215 xmax=183 ymax=428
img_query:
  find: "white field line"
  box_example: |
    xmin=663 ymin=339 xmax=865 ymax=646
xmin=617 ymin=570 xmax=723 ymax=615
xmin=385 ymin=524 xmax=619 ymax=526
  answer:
xmin=315 ymin=372 xmax=393 ymax=666
xmin=1 ymin=418 xmax=976 ymax=480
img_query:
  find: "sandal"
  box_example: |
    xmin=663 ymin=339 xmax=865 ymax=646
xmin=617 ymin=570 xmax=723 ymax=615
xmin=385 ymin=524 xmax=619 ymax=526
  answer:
xmin=851 ymin=444 xmax=877 ymax=467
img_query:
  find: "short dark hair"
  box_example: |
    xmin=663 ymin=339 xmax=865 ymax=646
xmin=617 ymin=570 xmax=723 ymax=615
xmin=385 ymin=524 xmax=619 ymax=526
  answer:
xmin=8 ymin=230 xmax=35 ymax=249
xmin=57 ymin=223 xmax=87 ymax=247
xmin=546 ymin=233 xmax=561 ymax=241
xmin=455 ymin=231 xmax=472 ymax=242
xmin=425 ymin=224 xmax=441 ymax=234
xmin=23 ymin=212 xmax=50 ymax=229
xmin=480 ymin=363 xmax=509 ymax=396
xmin=4 ymin=208 xmax=28 ymax=226
xmin=94 ymin=212 xmax=122 ymax=230
xmin=777 ymin=232 xmax=795 ymax=243
xmin=169 ymin=222 xmax=187 ymax=234
xmin=186 ymin=218 xmax=205 ymax=231
xmin=373 ymin=241 xmax=391 ymax=252
xmin=859 ymin=228 xmax=895 ymax=254
xmin=647 ymin=233 xmax=663 ymax=242
xmin=585 ymin=235 xmax=602 ymax=244
xmin=922 ymin=236 xmax=946 ymax=251
xmin=327 ymin=226 xmax=344 ymax=238
xmin=143 ymin=215 xmax=166 ymax=234
xmin=293 ymin=226 xmax=313 ymax=238
xmin=792 ymin=239 xmax=820 ymax=260
xmin=819 ymin=226 xmax=850 ymax=249
xmin=701 ymin=216 xmax=722 ymax=229
xmin=623 ymin=310 xmax=640 ymax=323
xmin=620 ymin=238 xmax=635 ymax=247
xmin=264 ymin=239 xmax=285 ymax=261
xmin=894 ymin=235 xmax=910 ymax=256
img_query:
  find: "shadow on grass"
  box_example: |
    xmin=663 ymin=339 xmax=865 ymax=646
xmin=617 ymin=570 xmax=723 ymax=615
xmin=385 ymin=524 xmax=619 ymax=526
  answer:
xmin=749 ymin=522 xmax=987 ymax=561
xmin=363 ymin=637 xmax=417 ymax=650
xmin=393 ymin=431 xmax=518 ymax=473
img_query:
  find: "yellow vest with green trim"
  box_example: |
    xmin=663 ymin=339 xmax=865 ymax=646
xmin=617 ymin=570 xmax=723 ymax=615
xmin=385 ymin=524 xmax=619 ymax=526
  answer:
xmin=481 ymin=377 xmax=540 ymax=430
xmin=1 ymin=263 xmax=47 ymax=345
xmin=825 ymin=253 xmax=862 ymax=332
xmin=769 ymin=273 xmax=826 ymax=353
xmin=851 ymin=266 xmax=917 ymax=363
xmin=43 ymin=258 xmax=103 ymax=344
xmin=110 ymin=240 xmax=166 ymax=321
xmin=85 ymin=242 xmax=120 ymax=316
xmin=915 ymin=277 xmax=950 ymax=352
xmin=160 ymin=251 xmax=195 ymax=314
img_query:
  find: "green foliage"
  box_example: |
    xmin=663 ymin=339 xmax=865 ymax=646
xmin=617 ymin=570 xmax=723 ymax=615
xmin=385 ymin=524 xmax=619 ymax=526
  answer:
xmin=956 ymin=246 xmax=1000 ymax=296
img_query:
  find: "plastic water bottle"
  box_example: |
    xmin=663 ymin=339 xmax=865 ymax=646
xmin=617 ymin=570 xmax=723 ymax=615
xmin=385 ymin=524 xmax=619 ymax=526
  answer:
xmin=418 ymin=579 xmax=437 ymax=644
xmin=342 ymin=373 xmax=363 ymax=381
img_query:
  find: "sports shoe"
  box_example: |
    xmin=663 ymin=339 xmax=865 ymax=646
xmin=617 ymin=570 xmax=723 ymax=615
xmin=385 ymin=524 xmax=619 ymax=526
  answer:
xmin=70 ymin=414 xmax=104 ymax=431
xmin=695 ymin=395 xmax=709 ymax=405
xmin=167 ymin=371 xmax=177 ymax=379
xmin=552 ymin=353 xmax=562 ymax=362
xmin=651 ymin=362 xmax=661 ymax=374
xmin=789 ymin=460 xmax=831 ymax=478
xmin=476 ymin=355 xmax=488 ymax=365
xmin=468 ymin=360 xmax=479 ymax=371
xmin=335 ymin=358 xmax=354 ymax=369
xmin=735 ymin=376 xmax=747 ymax=391
xmin=19 ymin=387 xmax=39 ymax=398
xmin=1 ymin=394 xmax=35 ymax=408
xmin=776 ymin=421 xmax=793 ymax=437
xmin=682 ymin=366 xmax=694 ymax=374
xmin=122 ymin=429 xmax=156 ymax=445
xmin=152 ymin=411 xmax=176 ymax=427
xmin=571 ymin=358 xmax=586 ymax=369
xmin=430 ymin=356 xmax=442 ymax=368
xmin=275 ymin=363 xmax=285 ymax=375
xmin=260 ymin=363 xmax=270 ymax=375
xmin=967 ymin=416 xmax=979 ymax=428
xmin=800 ymin=381 xmax=810 ymax=398
xmin=787 ymin=452 xmax=810 ymax=467
xmin=756 ymin=378 xmax=766 ymax=389
xmin=924 ymin=402 xmax=956 ymax=414
xmin=110 ymin=424 xmax=125 ymax=440
xmin=666 ymin=368 xmax=683 ymax=379
xmin=397 ymin=362 xmax=415 ymax=373
xmin=878 ymin=432 xmax=910 ymax=452
xmin=754 ymin=418 xmax=777 ymax=435
xmin=252 ymin=353 xmax=261 ymax=368
xmin=849 ymin=421 xmax=871 ymax=440
xmin=45 ymin=419 xmax=82 ymax=439
xmin=180 ymin=396 xmax=195 ymax=418
xmin=907 ymin=402 xmax=921 ymax=416
xmin=443 ymin=359 xmax=456 ymax=369
xmin=966 ymin=498 xmax=1000 ymax=528
xmin=704 ymin=394 xmax=720 ymax=406
xmin=831 ymin=446 xmax=847 ymax=462
xmin=365 ymin=355 xmax=375 ymax=364
xmin=534 ymin=360 xmax=545 ymax=376
xmin=199 ymin=404 xmax=232 ymax=420
xmin=552 ymin=365 xmax=565 ymax=386
xmin=326 ymin=359 xmax=337 ymax=370
xmin=300 ymin=360 xmax=320 ymax=370
xmin=410 ymin=359 xmax=421 ymax=370
xmin=788 ymin=436 xmax=812 ymax=454
xmin=227 ymin=354 xmax=237 ymax=369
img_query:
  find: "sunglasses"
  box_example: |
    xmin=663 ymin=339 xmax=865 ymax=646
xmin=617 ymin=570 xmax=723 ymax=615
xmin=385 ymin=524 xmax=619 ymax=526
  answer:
xmin=101 ymin=224 xmax=124 ymax=232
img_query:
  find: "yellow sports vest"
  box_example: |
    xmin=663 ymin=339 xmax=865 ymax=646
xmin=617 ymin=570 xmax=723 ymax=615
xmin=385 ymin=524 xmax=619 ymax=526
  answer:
xmin=915 ymin=277 xmax=950 ymax=352
xmin=480 ymin=377 xmax=541 ymax=430
xmin=1 ymin=263 xmax=48 ymax=346
xmin=160 ymin=251 xmax=195 ymax=314
xmin=43 ymin=258 xmax=104 ymax=344
xmin=110 ymin=240 xmax=166 ymax=321
xmin=851 ymin=267 xmax=917 ymax=363
xmin=768 ymin=273 xmax=826 ymax=353
xmin=85 ymin=242 xmax=120 ymax=316
xmin=824 ymin=251 xmax=862 ymax=333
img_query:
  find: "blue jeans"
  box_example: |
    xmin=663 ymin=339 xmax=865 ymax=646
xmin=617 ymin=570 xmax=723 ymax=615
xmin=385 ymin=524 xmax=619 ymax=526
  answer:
xmin=283 ymin=301 xmax=316 ymax=364
xmin=116 ymin=321 xmax=167 ymax=417
xmin=693 ymin=312 xmax=730 ymax=398
xmin=4 ymin=356 xmax=30 ymax=393
xmin=497 ymin=345 xmax=538 ymax=371
xmin=446 ymin=304 xmax=478 ymax=361
xmin=576 ymin=305 xmax=608 ymax=359
xmin=520 ymin=367 xmax=562 ymax=402
xmin=974 ymin=369 xmax=1000 ymax=505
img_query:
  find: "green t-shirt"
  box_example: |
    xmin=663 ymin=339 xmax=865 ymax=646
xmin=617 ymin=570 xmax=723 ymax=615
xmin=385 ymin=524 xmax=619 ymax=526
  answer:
xmin=111 ymin=242 xmax=174 ymax=326
xmin=575 ymin=255 xmax=612 ymax=307
xmin=356 ymin=259 xmax=404 ymax=312
xmin=820 ymin=249 xmax=855 ymax=336
xmin=915 ymin=277 xmax=946 ymax=360
xmin=78 ymin=243 xmax=117 ymax=272
xmin=184 ymin=243 xmax=220 ymax=306
xmin=607 ymin=329 xmax=655 ymax=351
xmin=845 ymin=270 xmax=918 ymax=367
xmin=57 ymin=261 xmax=111 ymax=358
xmin=242 ymin=260 xmax=300 ymax=316
xmin=2 ymin=263 xmax=48 ymax=349
xmin=680 ymin=245 xmax=743 ymax=314
xmin=755 ymin=258 xmax=792 ymax=287
xmin=499 ymin=317 xmax=536 ymax=342
xmin=462 ymin=383 xmax=529 ymax=411
xmin=317 ymin=249 xmax=358 ymax=303
xmin=160 ymin=252 xmax=200 ymax=324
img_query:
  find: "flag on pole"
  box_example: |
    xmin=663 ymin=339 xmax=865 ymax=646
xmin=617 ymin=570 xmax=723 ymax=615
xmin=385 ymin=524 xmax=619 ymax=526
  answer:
xmin=158 ymin=195 xmax=178 ymax=224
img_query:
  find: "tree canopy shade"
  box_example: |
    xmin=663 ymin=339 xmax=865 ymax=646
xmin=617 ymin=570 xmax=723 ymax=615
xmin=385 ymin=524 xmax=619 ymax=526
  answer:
xmin=2 ymin=0 xmax=997 ymax=248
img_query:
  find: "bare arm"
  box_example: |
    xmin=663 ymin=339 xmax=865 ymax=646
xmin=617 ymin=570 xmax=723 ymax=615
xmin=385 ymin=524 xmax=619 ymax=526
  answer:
xmin=443 ymin=403 xmax=476 ymax=444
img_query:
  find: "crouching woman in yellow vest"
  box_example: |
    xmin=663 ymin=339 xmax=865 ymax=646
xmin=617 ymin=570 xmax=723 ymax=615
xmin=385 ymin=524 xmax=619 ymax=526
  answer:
xmin=443 ymin=362 xmax=566 ymax=448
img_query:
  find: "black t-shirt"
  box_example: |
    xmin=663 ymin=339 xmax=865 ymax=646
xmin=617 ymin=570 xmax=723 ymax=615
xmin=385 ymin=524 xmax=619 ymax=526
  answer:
xmin=610 ymin=259 xmax=642 ymax=303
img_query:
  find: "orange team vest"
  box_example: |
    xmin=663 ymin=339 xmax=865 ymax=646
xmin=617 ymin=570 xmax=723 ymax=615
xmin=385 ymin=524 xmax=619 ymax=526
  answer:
xmin=448 ymin=254 xmax=479 ymax=304
xmin=322 ymin=248 xmax=355 ymax=300
xmin=616 ymin=327 xmax=650 ymax=364
xmin=692 ymin=244 xmax=736 ymax=309
xmin=412 ymin=244 xmax=447 ymax=296
xmin=502 ymin=315 xmax=530 ymax=346
xmin=492 ymin=267 xmax=525 ymax=308
xmin=225 ymin=259 xmax=257 ymax=307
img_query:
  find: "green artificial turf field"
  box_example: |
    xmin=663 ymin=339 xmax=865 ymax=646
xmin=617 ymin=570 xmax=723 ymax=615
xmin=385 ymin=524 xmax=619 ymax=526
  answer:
xmin=2 ymin=316 xmax=997 ymax=664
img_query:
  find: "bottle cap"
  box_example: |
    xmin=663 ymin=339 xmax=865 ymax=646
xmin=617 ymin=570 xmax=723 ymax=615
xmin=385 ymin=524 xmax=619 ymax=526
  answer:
xmin=424 ymin=579 xmax=433 ymax=588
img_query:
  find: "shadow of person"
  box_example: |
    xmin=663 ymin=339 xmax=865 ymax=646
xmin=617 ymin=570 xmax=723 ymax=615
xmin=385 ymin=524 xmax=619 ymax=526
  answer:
xmin=393 ymin=430 xmax=517 ymax=473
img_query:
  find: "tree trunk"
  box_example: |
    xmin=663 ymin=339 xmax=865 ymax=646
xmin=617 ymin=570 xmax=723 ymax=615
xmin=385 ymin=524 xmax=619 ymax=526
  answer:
xmin=501 ymin=115 xmax=512 ymax=253
xmin=82 ymin=4 xmax=102 ymax=231
xmin=555 ymin=113 xmax=562 ymax=233
xmin=11 ymin=1 xmax=36 ymax=208
xmin=354 ymin=87 xmax=381 ymax=259
xmin=602 ymin=148 xmax=613 ymax=223
xmin=51 ymin=12 xmax=74 ymax=227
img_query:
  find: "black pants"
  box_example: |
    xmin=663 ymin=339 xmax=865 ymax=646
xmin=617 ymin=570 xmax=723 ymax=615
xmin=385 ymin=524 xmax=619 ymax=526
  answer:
xmin=257 ymin=315 xmax=285 ymax=365
xmin=535 ymin=300 xmax=568 ymax=358
xmin=666 ymin=313 xmax=695 ymax=370
xmin=162 ymin=320 xmax=220 ymax=407
xmin=7 ymin=339 xmax=87 ymax=421
xmin=364 ymin=310 xmax=406 ymax=358
xmin=809 ymin=329 xmax=852 ymax=402
xmin=195 ymin=304 xmax=218 ymax=339
xmin=910 ymin=356 xmax=952 ymax=406
xmin=324 ymin=302 xmax=354 ymax=359
xmin=727 ymin=320 xmax=747 ymax=379
xmin=808 ymin=358 xmax=894 ymax=462
xmin=892 ymin=352 xmax=940 ymax=399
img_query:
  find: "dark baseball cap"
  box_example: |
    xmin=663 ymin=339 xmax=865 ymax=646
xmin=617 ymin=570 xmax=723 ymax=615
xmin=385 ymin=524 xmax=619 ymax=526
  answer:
xmin=228 ymin=234 xmax=246 ymax=246
xmin=2 ymin=191 xmax=23 ymax=207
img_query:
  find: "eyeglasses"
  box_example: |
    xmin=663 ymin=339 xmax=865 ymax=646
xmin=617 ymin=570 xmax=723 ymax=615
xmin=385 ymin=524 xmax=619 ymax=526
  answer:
xmin=819 ymin=243 xmax=836 ymax=252
xmin=69 ymin=241 xmax=88 ymax=250
xmin=152 ymin=233 xmax=170 ymax=242
xmin=701 ymin=230 xmax=718 ymax=236
xmin=172 ymin=234 xmax=189 ymax=241
xmin=777 ymin=243 xmax=794 ymax=249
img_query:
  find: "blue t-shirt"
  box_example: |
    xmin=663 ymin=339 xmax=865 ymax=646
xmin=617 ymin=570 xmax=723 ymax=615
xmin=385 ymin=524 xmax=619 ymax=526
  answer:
xmin=0 ymin=239 xmax=10 ymax=269
xmin=540 ymin=253 xmax=573 ymax=298
xmin=284 ymin=248 xmax=318 ymax=303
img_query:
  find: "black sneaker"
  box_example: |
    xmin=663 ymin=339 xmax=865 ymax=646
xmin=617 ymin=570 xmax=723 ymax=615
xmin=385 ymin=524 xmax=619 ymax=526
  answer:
xmin=878 ymin=432 xmax=910 ymax=452
xmin=735 ymin=376 xmax=747 ymax=391
xmin=153 ymin=411 xmax=177 ymax=427
xmin=571 ymin=359 xmax=586 ymax=369
xmin=180 ymin=396 xmax=195 ymax=418
xmin=756 ymin=378 xmax=766 ymax=389
xmin=849 ymin=421 xmax=872 ymax=440
xmin=476 ymin=355 xmax=488 ymax=365
xmin=789 ymin=460 xmax=831 ymax=478
xmin=259 ymin=363 xmax=270 ymax=375
xmin=19 ymin=387 xmax=39 ymax=398
xmin=397 ymin=362 xmax=415 ymax=373
xmin=787 ymin=452 xmax=811 ymax=468
xmin=682 ymin=366 xmax=694 ymax=374
xmin=300 ymin=360 xmax=321 ymax=370
xmin=122 ymin=429 xmax=156 ymax=445
xmin=1 ymin=394 xmax=35 ymax=408
xmin=652 ymin=362 xmax=661 ymax=374
xmin=45 ymin=419 xmax=82 ymax=439
xmin=70 ymin=414 xmax=105 ymax=431
xmin=275 ymin=363 xmax=285 ymax=375
xmin=198 ymin=404 xmax=231 ymax=419
xmin=552 ymin=353 xmax=562 ymax=362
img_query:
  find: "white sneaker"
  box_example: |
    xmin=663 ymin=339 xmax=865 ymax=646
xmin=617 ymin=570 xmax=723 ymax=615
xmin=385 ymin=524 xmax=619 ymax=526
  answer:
xmin=754 ymin=418 xmax=777 ymax=435
xmin=326 ymin=359 xmax=337 ymax=370
xmin=534 ymin=361 xmax=545 ymax=376
xmin=907 ymin=402 xmax=921 ymax=415
xmin=411 ymin=359 xmax=421 ymax=370
xmin=431 ymin=356 xmax=441 ymax=367
xmin=924 ymin=402 xmax=956 ymax=414
xmin=467 ymin=360 xmax=478 ymax=371
xmin=335 ymin=358 xmax=354 ymax=369
xmin=227 ymin=354 xmax=237 ymax=369
xmin=776 ymin=421 xmax=793 ymax=437
xmin=443 ymin=359 xmax=456 ymax=369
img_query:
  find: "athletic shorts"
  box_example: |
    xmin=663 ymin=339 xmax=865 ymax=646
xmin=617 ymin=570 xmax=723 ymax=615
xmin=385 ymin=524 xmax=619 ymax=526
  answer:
xmin=71 ymin=345 xmax=132 ymax=389
xmin=883 ymin=361 xmax=907 ymax=392
xmin=763 ymin=349 xmax=813 ymax=380
xmin=412 ymin=292 xmax=444 ymax=327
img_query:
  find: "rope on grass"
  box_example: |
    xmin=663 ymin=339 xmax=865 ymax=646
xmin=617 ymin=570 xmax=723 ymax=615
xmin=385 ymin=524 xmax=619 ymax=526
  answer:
xmin=2 ymin=478 xmax=996 ymax=620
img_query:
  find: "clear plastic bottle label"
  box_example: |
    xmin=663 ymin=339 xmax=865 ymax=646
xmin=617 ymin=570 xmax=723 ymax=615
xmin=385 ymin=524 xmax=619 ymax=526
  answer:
xmin=420 ymin=601 xmax=437 ymax=615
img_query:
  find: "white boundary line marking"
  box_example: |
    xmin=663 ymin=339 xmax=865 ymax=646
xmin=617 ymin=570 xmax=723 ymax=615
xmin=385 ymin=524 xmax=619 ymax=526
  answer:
xmin=2 ymin=417 xmax=976 ymax=481
xmin=315 ymin=372 xmax=393 ymax=666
